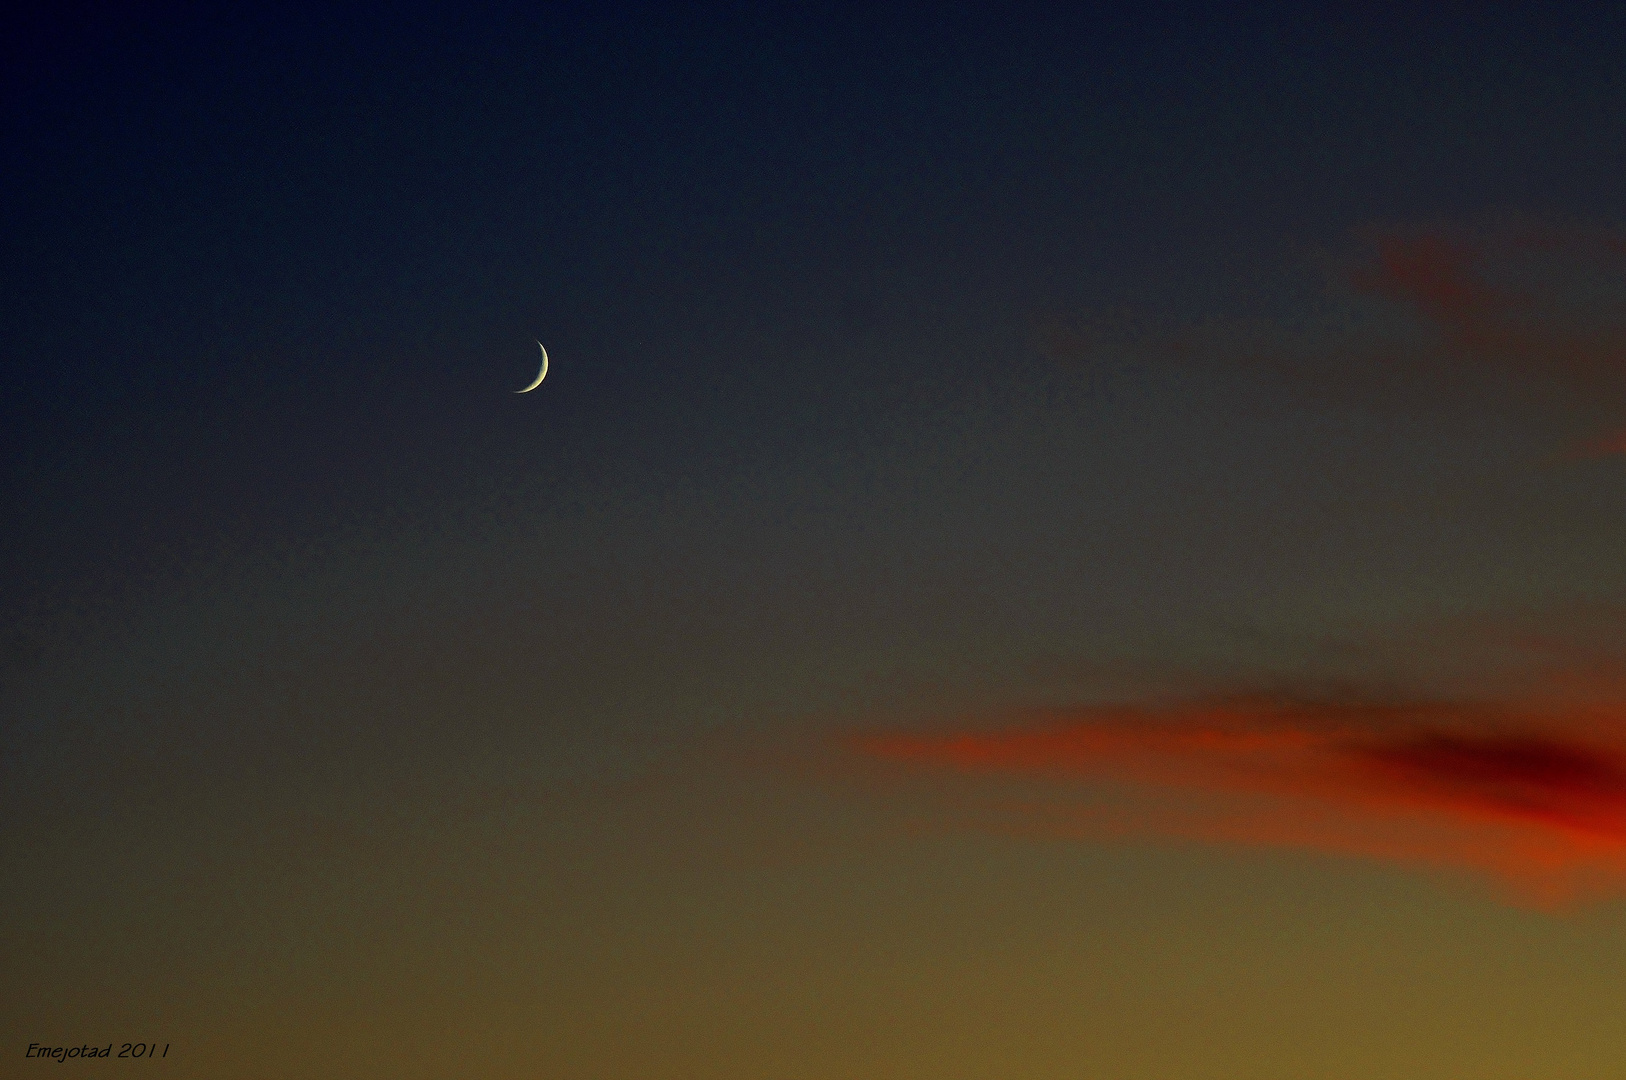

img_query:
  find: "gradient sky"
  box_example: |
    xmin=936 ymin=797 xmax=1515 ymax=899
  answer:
xmin=7 ymin=6 xmax=1626 ymax=1078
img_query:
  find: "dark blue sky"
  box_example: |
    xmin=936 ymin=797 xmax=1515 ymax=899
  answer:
xmin=4 ymin=4 xmax=1626 ymax=687
xmin=3 ymin=3 xmax=1623 ymax=696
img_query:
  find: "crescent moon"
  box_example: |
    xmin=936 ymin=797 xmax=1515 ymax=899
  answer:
xmin=516 ymin=342 xmax=548 ymax=393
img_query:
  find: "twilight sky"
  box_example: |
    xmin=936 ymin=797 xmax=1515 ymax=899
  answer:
xmin=7 ymin=6 xmax=1626 ymax=1077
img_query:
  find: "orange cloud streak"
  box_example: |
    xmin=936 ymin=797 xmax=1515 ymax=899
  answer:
xmin=852 ymin=697 xmax=1626 ymax=906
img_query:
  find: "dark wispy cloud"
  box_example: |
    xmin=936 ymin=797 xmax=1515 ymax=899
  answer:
xmin=1350 ymin=223 xmax=1626 ymax=382
xmin=1044 ymin=219 xmax=1626 ymax=456
xmin=1567 ymin=427 xmax=1626 ymax=459
xmin=1348 ymin=222 xmax=1626 ymax=454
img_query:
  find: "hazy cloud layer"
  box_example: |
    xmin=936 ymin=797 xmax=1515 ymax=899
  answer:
xmin=1346 ymin=222 xmax=1626 ymax=455
xmin=1350 ymin=224 xmax=1626 ymax=383
xmin=1043 ymin=220 xmax=1626 ymax=456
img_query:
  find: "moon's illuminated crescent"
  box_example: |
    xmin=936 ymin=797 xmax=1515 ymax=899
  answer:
xmin=516 ymin=342 xmax=549 ymax=393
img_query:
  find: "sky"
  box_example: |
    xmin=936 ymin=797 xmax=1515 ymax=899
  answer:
xmin=6 ymin=4 xmax=1626 ymax=1077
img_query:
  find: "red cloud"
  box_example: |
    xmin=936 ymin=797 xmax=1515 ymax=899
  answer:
xmin=851 ymin=696 xmax=1626 ymax=907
